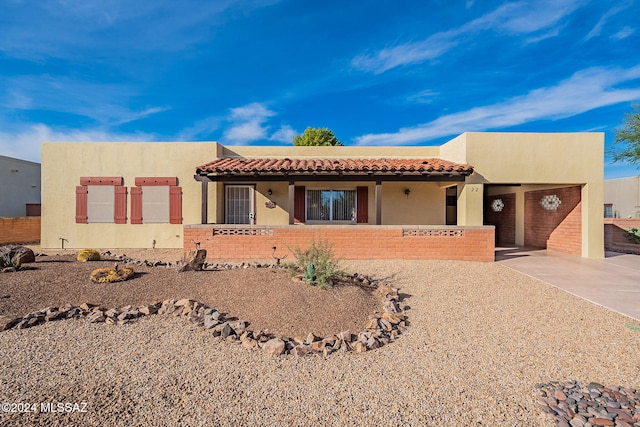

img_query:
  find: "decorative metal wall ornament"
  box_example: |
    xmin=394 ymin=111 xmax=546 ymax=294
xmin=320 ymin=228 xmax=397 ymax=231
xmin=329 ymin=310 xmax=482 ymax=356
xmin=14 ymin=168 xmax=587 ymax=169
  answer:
xmin=264 ymin=200 xmax=277 ymax=209
xmin=491 ymin=198 xmax=505 ymax=212
xmin=540 ymin=195 xmax=562 ymax=211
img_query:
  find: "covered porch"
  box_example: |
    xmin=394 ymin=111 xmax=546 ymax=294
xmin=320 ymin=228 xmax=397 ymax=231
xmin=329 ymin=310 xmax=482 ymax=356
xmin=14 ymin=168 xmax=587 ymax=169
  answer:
xmin=188 ymin=157 xmax=495 ymax=262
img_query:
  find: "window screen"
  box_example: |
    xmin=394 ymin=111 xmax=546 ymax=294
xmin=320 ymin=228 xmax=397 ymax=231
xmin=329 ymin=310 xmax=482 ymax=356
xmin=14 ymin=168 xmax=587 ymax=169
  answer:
xmin=87 ymin=185 xmax=115 ymax=223
xmin=142 ymin=186 xmax=170 ymax=223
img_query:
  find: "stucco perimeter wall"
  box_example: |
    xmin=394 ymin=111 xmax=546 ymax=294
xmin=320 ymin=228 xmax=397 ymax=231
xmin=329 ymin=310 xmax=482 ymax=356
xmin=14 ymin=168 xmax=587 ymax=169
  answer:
xmin=445 ymin=133 xmax=604 ymax=258
xmin=41 ymin=142 xmax=220 ymax=249
xmin=184 ymin=225 xmax=495 ymax=262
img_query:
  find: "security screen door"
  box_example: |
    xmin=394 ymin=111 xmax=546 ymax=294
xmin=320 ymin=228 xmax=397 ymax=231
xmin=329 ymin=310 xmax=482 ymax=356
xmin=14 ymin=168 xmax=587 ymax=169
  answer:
xmin=225 ymin=185 xmax=255 ymax=224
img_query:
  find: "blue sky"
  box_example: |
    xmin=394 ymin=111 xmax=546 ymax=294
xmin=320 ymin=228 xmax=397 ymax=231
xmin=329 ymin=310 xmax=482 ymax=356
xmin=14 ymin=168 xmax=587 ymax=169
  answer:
xmin=1 ymin=0 xmax=639 ymax=178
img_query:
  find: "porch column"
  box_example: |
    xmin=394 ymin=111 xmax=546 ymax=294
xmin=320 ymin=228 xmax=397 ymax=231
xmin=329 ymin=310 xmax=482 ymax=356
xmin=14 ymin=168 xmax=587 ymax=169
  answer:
xmin=457 ymin=181 xmax=484 ymax=226
xmin=194 ymin=175 xmax=210 ymax=225
xmin=375 ymin=180 xmax=382 ymax=225
xmin=201 ymin=179 xmax=208 ymax=224
xmin=288 ymin=180 xmax=295 ymax=225
xmin=582 ymin=182 xmax=604 ymax=258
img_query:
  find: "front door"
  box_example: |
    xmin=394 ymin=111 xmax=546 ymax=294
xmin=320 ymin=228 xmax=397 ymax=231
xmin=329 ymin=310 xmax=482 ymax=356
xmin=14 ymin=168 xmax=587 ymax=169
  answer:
xmin=225 ymin=185 xmax=255 ymax=224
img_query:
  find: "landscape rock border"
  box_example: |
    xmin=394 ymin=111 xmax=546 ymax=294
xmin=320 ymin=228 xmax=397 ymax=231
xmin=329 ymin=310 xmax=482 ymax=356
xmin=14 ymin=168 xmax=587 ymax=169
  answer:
xmin=536 ymin=381 xmax=640 ymax=427
xmin=0 ymin=253 xmax=409 ymax=357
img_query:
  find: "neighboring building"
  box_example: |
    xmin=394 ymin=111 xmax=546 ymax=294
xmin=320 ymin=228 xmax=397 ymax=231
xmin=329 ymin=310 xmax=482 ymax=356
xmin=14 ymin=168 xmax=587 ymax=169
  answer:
xmin=0 ymin=155 xmax=41 ymax=217
xmin=41 ymin=132 xmax=604 ymax=260
xmin=604 ymin=176 xmax=640 ymax=218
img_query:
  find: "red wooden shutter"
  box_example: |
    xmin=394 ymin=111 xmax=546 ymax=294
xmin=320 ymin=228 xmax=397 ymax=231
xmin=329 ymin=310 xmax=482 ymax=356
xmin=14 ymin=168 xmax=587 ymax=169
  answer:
xmin=114 ymin=186 xmax=128 ymax=224
xmin=169 ymin=186 xmax=182 ymax=224
xmin=294 ymin=186 xmax=305 ymax=223
xmin=357 ymin=186 xmax=368 ymax=223
xmin=75 ymin=186 xmax=88 ymax=224
xmin=131 ymin=187 xmax=143 ymax=224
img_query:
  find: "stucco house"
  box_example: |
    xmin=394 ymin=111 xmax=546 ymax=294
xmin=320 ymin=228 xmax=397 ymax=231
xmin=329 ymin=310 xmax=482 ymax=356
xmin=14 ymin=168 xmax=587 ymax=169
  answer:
xmin=0 ymin=155 xmax=41 ymax=217
xmin=604 ymin=176 xmax=640 ymax=219
xmin=41 ymin=132 xmax=604 ymax=261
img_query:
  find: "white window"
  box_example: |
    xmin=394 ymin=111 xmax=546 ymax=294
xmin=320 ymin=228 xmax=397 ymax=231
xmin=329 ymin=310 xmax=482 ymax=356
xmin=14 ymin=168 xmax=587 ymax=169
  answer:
xmin=306 ymin=189 xmax=356 ymax=221
xmin=87 ymin=185 xmax=115 ymax=223
xmin=604 ymin=204 xmax=613 ymax=218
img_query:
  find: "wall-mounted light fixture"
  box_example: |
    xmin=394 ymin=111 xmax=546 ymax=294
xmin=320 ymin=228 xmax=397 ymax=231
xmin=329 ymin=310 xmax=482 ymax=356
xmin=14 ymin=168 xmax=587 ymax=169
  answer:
xmin=267 ymin=189 xmax=273 ymax=196
xmin=540 ymin=194 xmax=561 ymax=211
xmin=404 ymin=188 xmax=411 ymax=198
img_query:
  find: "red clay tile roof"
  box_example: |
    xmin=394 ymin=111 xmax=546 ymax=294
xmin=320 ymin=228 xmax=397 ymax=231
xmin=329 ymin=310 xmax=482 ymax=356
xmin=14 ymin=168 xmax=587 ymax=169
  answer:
xmin=197 ymin=158 xmax=473 ymax=176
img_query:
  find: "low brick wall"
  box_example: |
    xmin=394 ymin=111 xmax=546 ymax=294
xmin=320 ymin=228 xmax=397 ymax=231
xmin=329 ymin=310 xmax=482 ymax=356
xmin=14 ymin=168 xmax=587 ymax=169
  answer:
xmin=0 ymin=217 xmax=41 ymax=245
xmin=184 ymin=225 xmax=495 ymax=262
xmin=604 ymin=218 xmax=640 ymax=254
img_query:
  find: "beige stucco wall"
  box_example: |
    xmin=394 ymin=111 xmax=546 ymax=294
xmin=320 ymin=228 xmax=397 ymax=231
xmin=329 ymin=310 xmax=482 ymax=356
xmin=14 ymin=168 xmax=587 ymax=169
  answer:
xmin=381 ymin=182 xmax=445 ymax=225
xmin=604 ymin=176 xmax=640 ymax=218
xmin=0 ymin=155 xmax=41 ymax=217
xmin=41 ymin=142 xmax=219 ymax=249
xmin=219 ymin=145 xmax=441 ymax=158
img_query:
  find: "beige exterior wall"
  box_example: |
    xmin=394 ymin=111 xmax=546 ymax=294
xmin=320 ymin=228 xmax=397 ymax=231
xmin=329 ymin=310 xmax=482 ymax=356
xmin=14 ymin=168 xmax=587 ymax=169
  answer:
xmin=41 ymin=142 xmax=219 ymax=249
xmin=604 ymin=176 xmax=640 ymax=218
xmin=381 ymin=182 xmax=445 ymax=225
xmin=219 ymin=145 xmax=440 ymax=158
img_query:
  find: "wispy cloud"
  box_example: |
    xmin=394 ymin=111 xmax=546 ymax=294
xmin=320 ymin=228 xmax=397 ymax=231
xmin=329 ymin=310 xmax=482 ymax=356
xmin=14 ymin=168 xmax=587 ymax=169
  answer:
xmin=611 ymin=26 xmax=635 ymax=40
xmin=584 ymin=2 xmax=634 ymax=41
xmin=176 ymin=117 xmax=222 ymax=141
xmin=0 ymin=123 xmax=155 ymax=163
xmin=351 ymin=0 xmax=583 ymax=74
xmin=406 ymin=89 xmax=439 ymax=104
xmin=355 ymin=66 xmax=640 ymax=145
xmin=269 ymin=125 xmax=296 ymax=143
xmin=221 ymin=102 xmax=296 ymax=144
xmin=2 ymin=75 xmax=168 ymax=125
xmin=0 ymin=0 xmax=281 ymax=61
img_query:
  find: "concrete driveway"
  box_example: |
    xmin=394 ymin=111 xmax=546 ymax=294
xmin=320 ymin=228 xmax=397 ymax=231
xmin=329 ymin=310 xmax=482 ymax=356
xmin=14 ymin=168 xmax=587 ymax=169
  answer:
xmin=497 ymin=248 xmax=640 ymax=321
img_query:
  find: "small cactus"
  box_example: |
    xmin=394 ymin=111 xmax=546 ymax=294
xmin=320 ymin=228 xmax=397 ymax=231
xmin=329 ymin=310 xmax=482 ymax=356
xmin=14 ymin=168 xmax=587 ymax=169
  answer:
xmin=77 ymin=249 xmax=101 ymax=262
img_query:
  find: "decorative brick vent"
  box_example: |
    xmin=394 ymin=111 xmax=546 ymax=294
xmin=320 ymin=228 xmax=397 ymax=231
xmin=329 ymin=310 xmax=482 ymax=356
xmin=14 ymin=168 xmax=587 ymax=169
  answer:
xmin=213 ymin=228 xmax=274 ymax=236
xmin=402 ymin=228 xmax=464 ymax=237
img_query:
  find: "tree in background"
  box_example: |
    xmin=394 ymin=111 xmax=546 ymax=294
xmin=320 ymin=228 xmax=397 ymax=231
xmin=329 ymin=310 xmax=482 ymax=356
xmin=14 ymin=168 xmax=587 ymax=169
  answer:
xmin=612 ymin=104 xmax=640 ymax=167
xmin=293 ymin=127 xmax=343 ymax=146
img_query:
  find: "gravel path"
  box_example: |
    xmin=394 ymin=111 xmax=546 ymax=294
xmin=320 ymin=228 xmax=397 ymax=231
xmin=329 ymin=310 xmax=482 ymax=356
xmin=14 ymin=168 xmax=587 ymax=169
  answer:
xmin=1 ymin=256 xmax=639 ymax=426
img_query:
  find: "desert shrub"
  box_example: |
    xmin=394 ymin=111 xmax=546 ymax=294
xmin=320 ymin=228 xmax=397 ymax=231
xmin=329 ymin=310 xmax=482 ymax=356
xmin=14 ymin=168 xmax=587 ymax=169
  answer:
xmin=625 ymin=228 xmax=640 ymax=244
xmin=77 ymin=249 xmax=101 ymax=262
xmin=288 ymin=239 xmax=343 ymax=289
xmin=90 ymin=265 xmax=135 ymax=283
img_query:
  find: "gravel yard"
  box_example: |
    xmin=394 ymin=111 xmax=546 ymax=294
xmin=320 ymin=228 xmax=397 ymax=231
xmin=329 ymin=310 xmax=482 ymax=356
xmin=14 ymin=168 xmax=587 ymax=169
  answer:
xmin=1 ymin=251 xmax=639 ymax=426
